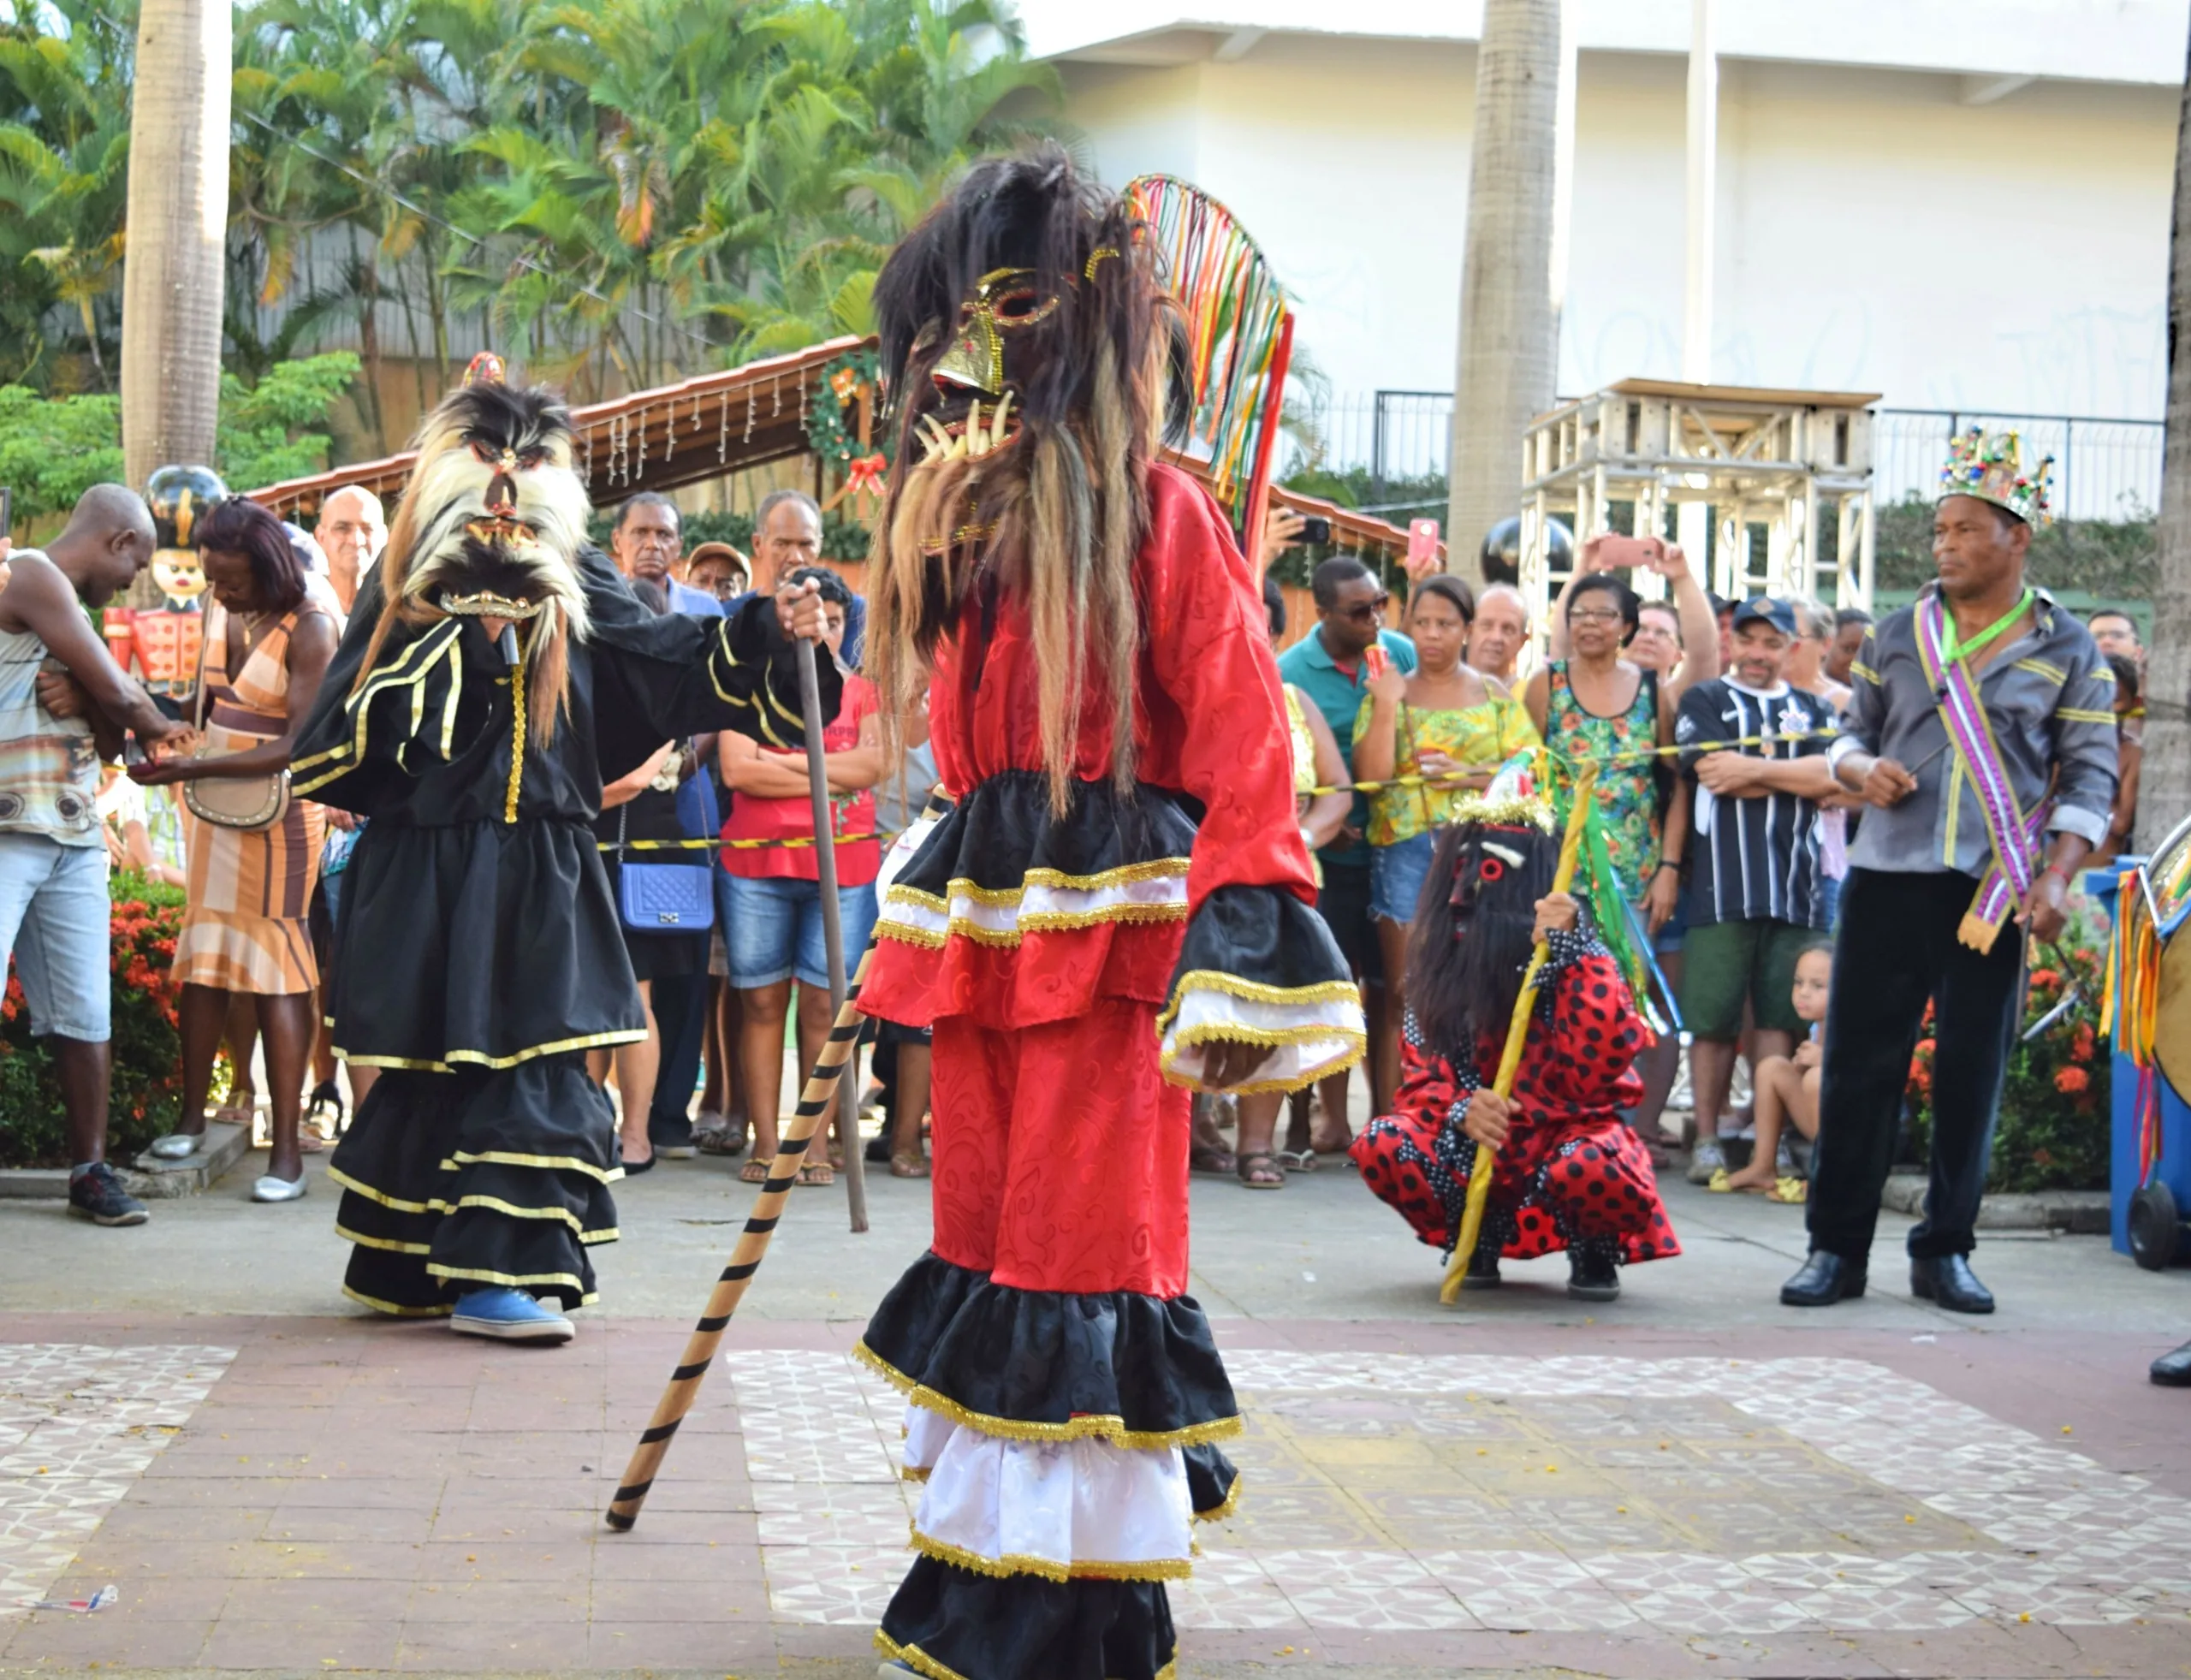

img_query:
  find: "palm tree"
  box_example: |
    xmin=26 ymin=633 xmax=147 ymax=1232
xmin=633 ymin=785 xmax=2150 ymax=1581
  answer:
xmin=0 ymin=3 xmax=135 ymax=387
xmin=118 ymin=0 xmax=232 ymax=489
xmin=1446 ymin=0 xmax=1571 ymax=578
xmin=2148 ymin=20 xmax=2191 ymax=846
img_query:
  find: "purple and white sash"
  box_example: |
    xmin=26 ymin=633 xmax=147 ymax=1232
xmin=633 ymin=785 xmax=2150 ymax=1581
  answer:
xmin=1915 ymin=593 xmax=2048 ymax=951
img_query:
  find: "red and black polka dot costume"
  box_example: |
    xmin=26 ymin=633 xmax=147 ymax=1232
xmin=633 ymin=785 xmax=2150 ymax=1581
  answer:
xmin=1350 ymin=927 xmax=1680 ymax=1267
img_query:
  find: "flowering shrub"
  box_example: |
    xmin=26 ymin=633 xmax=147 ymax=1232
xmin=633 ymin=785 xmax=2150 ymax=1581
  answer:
xmin=0 ymin=871 xmax=187 ymax=1168
xmin=1905 ymin=904 xmax=2111 ymax=1194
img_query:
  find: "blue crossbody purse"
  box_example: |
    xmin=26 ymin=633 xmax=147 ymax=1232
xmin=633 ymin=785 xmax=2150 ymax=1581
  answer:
xmin=615 ymin=761 xmax=718 ymax=934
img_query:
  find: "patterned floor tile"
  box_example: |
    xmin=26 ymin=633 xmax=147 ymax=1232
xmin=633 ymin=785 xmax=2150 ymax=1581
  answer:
xmin=0 ymin=1345 xmax=234 ymax=1614
xmin=727 ymin=1349 xmax=2191 ymax=1638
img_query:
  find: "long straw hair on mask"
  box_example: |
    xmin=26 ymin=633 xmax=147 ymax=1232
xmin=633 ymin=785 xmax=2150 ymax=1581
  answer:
xmin=864 ymin=145 xmax=1191 ymax=815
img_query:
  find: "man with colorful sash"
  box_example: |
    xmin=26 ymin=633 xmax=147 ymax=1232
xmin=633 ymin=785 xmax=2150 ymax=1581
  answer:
xmin=1782 ymin=430 xmax=2117 ymax=1314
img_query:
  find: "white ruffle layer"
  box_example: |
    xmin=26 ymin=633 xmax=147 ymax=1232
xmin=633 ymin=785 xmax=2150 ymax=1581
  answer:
xmin=902 ymin=1404 xmax=1193 ymax=1579
xmin=878 ymin=868 xmax=1189 ymax=947
xmin=1158 ymin=982 xmax=1366 ymax=1094
xmin=876 ymin=814 xmax=942 ymax=900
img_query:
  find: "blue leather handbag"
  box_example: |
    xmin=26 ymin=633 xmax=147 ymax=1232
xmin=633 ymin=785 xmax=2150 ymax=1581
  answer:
xmin=615 ymin=764 xmax=716 ymax=934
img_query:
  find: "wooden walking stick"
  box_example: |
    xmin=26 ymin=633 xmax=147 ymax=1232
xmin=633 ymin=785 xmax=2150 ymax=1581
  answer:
xmin=604 ymin=943 xmax=875 ymax=1531
xmin=794 ymin=632 xmax=869 ymax=1233
xmin=1439 ymin=763 xmax=1600 ymax=1307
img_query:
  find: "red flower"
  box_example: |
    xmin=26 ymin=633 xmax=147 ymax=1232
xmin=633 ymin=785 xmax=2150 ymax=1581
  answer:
xmin=2070 ymin=1023 xmax=2096 ymax=1064
xmin=2055 ymin=1066 xmax=2089 ymax=1095
xmin=2031 ymin=968 xmax=2062 ymax=991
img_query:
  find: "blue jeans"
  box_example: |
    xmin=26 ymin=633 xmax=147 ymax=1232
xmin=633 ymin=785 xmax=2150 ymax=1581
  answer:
xmin=0 ymin=833 xmax=110 ymax=1040
xmin=1369 ymin=832 xmax=1439 ymax=925
xmin=722 ymin=874 xmax=880 ymax=991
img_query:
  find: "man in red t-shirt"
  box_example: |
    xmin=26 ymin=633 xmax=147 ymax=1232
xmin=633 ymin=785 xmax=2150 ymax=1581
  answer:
xmin=716 ymin=567 xmax=881 ymax=1186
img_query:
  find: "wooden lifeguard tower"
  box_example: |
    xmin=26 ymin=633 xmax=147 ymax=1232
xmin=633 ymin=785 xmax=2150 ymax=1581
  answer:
xmin=1518 ymin=379 xmax=1880 ymax=614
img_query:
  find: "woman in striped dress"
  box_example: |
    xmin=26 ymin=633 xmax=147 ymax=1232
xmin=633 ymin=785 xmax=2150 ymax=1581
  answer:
xmin=131 ymin=499 xmax=337 ymax=1201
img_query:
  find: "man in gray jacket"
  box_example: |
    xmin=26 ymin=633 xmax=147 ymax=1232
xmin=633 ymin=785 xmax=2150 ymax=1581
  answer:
xmin=1781 ymin=436 xmax=2117 ymax=1315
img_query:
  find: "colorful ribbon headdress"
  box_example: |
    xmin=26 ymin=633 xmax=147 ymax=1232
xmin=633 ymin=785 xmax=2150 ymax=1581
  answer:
xmin=1939 ymin=426 xmax=2053 ymax=525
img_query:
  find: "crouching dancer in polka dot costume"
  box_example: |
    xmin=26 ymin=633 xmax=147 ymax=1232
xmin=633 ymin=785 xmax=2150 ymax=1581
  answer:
xmin=1351 ymin=785 xmax=1679 ymax=1300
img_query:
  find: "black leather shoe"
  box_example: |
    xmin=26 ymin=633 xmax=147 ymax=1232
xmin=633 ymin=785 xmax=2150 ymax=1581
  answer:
xmin=2152 ymin=1341 xmax=2191 ymax=1387
xmin=1460 ymin=1244 xmax=1502 ymax=1291
xmin=1910 ymin=1254 xmax=1994 ymax=1314
xmin=1780 ymin=1250 xmax=1867 ymax=1307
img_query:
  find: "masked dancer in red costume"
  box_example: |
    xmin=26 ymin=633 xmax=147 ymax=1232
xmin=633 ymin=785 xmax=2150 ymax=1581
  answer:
xmin=291 ymin=366 xmax=834 ymax=1344
xmin=1351 ymin=775 xmax=1680 ymax=1301
xmin=853 ymin=148 xmax=1365 ymax=1680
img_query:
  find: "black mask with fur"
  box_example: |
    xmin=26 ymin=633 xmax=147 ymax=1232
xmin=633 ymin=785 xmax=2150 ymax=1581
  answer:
xmin=1404 ymin=821 xmax=1559 ymax=1068
xmin=865 ymin=143 xmax=1192 ymax=814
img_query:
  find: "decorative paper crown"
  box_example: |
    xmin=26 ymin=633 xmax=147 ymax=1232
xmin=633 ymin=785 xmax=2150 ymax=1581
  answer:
xmin=1939 ymin=426 xmax=2053 ymax=525
xmin=1449 ymin=751 xmax=1555 ymax=832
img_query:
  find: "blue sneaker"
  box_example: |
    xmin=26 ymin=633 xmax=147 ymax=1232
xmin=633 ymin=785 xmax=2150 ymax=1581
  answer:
xmin=449 ymin=1286 xmax=574 ymax=1344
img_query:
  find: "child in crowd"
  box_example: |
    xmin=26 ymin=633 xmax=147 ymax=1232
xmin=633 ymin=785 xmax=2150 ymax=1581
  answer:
xmin=1713 ymin=938 xmax=1831 ymax=1201
xmin=1351 ymin=774 xmax=1679 ymax=1301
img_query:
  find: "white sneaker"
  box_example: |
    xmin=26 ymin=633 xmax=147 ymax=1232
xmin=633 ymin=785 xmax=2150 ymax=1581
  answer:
xmin=1685 ymin=1139 xmax=1726 ymax=1185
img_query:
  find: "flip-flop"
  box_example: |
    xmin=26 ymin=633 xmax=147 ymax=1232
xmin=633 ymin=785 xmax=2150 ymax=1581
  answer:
xmin=798 ymin=1161 xmax=835 ymax=1188
xmin=1190 ymin=1144 xmax=1237 ymax=1176
xmin=739 ymin=1156 xmax=774 ymax=1184
xmin=1768 ymin=1177 xmax=1809 ymax=1203
xmin=890 ymin=1152 xmax=930 ymax=1179
xmin=1275 ymin=1149 xmax=1318 ymax=1173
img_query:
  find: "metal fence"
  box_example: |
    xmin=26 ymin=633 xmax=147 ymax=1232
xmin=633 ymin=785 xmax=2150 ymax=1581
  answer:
xmin=1296 ymin=390 xmax=2164 ymax=526
xmin=1872 ymin=410 xmax=2161 ymax=522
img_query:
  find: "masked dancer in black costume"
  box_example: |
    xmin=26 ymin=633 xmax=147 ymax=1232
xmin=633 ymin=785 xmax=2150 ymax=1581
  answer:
xmin=291 ymin=362 xmax=835 ymax=1343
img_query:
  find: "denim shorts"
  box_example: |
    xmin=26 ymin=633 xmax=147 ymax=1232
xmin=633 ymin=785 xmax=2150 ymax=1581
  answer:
xmin=1369 ymin=832 xmax=1439 ymax=925
xmin=0 ymin=832 xmax=111 ymax=1040
xmin=721 ymin=873 xmax=880 ymax=991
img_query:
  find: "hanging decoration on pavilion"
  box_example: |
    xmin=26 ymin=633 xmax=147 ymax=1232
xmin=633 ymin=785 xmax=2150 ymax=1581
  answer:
xmin=805 ymin=347 xmax=888 ymax=518
xmin=1124 ymin=174 xmax=1295 ymax=552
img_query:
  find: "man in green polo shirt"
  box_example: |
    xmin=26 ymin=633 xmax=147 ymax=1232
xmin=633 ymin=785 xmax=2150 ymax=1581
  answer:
xmin=1277 ymin=555 xmax=1416 ymax=1118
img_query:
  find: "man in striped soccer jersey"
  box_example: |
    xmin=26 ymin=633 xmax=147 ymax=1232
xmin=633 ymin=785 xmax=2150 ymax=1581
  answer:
xmin=1671 ymin=596 xmax=1840 ymax=1188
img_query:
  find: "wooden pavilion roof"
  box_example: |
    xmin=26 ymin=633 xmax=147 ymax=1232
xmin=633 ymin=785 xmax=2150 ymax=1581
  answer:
xmin=247 ymin=335 xmax=867 ymax=516
xmin=248 ymin=331 xmax=1439 ymax=567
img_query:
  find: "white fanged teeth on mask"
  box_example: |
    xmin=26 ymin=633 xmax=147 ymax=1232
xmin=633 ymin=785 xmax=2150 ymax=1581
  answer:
xmin=917 ymin=395 xmax=1018 ymax=466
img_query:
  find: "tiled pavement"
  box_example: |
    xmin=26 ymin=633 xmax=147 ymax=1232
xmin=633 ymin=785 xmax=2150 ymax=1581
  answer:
xmin=3 ymin=1315 xmax=2191 ymax=1676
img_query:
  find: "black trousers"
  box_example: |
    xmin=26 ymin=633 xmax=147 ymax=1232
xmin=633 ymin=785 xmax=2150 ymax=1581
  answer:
xmin=1807 ymin=867 xmax=2025 ymax=1263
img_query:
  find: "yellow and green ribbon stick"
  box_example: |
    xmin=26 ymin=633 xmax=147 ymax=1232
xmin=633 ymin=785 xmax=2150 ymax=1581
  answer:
xmin=1438 ymin=764 xmax=1599 ymax=1307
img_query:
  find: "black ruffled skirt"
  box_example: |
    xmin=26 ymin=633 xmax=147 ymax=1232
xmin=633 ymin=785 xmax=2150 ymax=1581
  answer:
xmin=330 ymin=1058 xmax=620 ymax=1313
xmin=329 ymin=815 xmax=643 ymax=1068
xmin=862 ymin=1254 xmax=1238 ymax=1680
xmin=325 ymin=814 xmax=638 ymax=1315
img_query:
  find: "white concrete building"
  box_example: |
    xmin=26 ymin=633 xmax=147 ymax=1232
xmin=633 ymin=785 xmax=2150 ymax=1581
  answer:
xmin=1013 ymin=1 xmax=2184 ymax=503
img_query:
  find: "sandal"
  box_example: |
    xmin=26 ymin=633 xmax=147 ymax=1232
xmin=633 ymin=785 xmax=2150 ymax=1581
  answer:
xmin=890 ymin=1151 xmax=930 ymax=1179
xmin=1275 ymin=1149 xmax=1318 ymax=1173
xmin=696 ymin=1118 xmax=748 ymax=1157
xmin=797 ymin=1161 xmax=835 ymax=1188
xmin=1236 ymin=1152 xmax=1286 ymax=1190
xmin=1190 ymin=1143 xmax=1237 ymax=1176
xmin=1768 ymin=1177 xmax=1808 ymax=1204
xmin=739 ymin=1156 xmax=774 ymax=1184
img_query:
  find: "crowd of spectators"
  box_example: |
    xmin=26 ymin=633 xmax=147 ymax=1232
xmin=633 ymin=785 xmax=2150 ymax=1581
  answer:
xmin=0 ymin=477 xmax=2155 ymax=1226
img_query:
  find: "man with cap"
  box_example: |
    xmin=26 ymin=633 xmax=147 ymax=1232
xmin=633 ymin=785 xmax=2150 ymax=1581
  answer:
xmin=679 ymin=541 xmax=748 ymax=609
xmin=1783 ymin=432 xmax=2117 ymax=1314
xmin=1671 ymin=596 xmax=1840 ymax=1187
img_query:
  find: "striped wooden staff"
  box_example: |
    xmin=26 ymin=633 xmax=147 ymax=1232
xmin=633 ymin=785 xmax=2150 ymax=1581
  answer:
xmin=604 ymin=943 xmax=874 ymax=1531
xmin=1438 ymin=764 xmax=1599 ymax=1306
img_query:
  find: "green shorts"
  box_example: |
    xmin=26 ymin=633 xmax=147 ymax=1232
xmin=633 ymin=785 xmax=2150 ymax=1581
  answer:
xmin=1679 ymin=917 xmax=1817 ymax=1041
